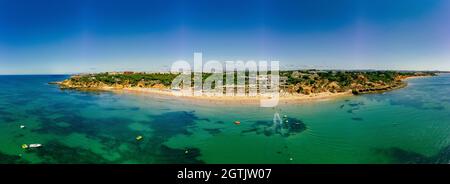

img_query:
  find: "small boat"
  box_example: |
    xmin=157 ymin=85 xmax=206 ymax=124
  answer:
xmin=21 ymin=144 xmax=28 ymax=149
xmin=234 ymin=121 xmax=241 ymax=125
xmin=29 ymin=144 xmax=42 ymax=148
xmin=135 ymin=135 xmax=143 ymax=141
xmin=22 ymin=144 xmax=42 ymax=149
xmin=20 ymin=125 xmax=25 ymax=129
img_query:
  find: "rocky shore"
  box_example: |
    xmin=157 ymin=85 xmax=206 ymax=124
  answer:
xmin=50 ymin=71 xmax=436 ymax=104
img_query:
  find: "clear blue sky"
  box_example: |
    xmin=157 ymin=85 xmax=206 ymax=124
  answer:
xmin=0 ymin=0 xmax=449 ymax=74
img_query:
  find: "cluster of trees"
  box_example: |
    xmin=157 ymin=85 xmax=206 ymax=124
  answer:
xmin=279 ymin=70 xmax=434 ymax=94
xmin=75 ymin=72 xmax=179 ymax=86
xmin=69 ymin=70 xmax=434 ymax=94
xmin=281 ymin=70 xmax=402 ymax=87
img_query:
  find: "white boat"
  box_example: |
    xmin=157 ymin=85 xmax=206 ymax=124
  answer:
xmin=28 ymin=144 xmax=42 ymax=148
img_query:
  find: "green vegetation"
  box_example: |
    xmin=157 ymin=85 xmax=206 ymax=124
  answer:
xmin=68 ymin=72 xmax=179 ymax=87
xmin=279 ymin=70 xmax=435 ymax=94
xmin=58 ymin=70 xmax=436 ymax=95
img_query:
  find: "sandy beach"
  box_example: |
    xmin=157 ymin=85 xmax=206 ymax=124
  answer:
xmin=60 ymin=75 xmax=428 ymax=106
xmin=105 ymin=86 xmax=353 ymax=106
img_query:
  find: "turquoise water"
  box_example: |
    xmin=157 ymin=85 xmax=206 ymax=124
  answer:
xmin=0 ymin=74 xmax=449 ymax=163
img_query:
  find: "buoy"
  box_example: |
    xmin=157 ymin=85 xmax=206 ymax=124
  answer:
xmin=289 ymin=157 xmax=293 ymax=161
xmin=234 ymin=121 xmax=241 ymax=125
xmin=21 ymin=144 xmax=28 ymax=149
xmin=135 ymin=135 xmax=143 ymax=141
xmin=185 ymin=150 xmax=189 ymax=154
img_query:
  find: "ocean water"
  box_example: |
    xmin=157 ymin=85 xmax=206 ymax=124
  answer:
xmin=0 ymin=74 xmax=449 ymax=164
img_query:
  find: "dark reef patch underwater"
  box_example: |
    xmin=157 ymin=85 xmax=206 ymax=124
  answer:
xmin=241 ymin=117 xmax=307 ymax=137
xmin=0 ymin=152 xmax=29 ymax=164
xmin=374 ymin=145 xmax=450 ymax=164
xmin=0 ymin=74 xmax=450 ymax=163
xmin=32 ymin=110 xmax=205 ymax=163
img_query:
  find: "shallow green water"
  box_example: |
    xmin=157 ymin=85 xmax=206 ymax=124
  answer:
xmin=0 ymin=74 xmax=449 ymax=163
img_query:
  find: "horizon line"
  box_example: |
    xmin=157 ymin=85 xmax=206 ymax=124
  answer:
xmin=1 ymin=69 xmax=449 ymax=76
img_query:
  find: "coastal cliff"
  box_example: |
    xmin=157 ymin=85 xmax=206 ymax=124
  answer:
xmin=54 ymin=70 xmax=436 ymax=96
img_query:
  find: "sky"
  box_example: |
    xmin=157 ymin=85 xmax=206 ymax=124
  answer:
xmin=0 ymin=0 xmax=449 ymax=74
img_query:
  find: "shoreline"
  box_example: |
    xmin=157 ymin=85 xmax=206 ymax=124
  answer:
xmin=55 ymin=75 xmax=431 ymax=106
xmin=110 ymin=87 xmax=354 ymax=106
xmin=402 ymin=75 xmax=433 ymax=80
